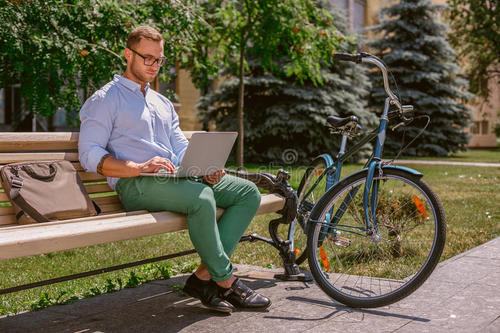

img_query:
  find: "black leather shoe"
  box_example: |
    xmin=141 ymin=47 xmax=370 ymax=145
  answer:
xmin=217 ymin=278 xmax=272 ymax=310
xmin=183 ymin=274 xmax=234 ymax=313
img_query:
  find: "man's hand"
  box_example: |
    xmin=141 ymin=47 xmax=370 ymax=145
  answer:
xmin=203 ymin=169 xmax=226 ymax=185
xmin=136 ymin=156 xmax=176 ymax=174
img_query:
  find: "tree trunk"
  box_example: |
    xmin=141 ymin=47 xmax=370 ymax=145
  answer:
xmin=236 ymin=32 xmax=246 ymax=167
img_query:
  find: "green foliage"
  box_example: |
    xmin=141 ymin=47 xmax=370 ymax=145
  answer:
xmin=448 ymin=0 xmax=499 ymax=98
xmin=368 ymin=0 xmax=471 ymax=156
xmin=0 ymin=0 xmax=201 ymax=124
xmin=198 ymin=4 xmax=376 ymax=163
xmin=187 ymin=0 xmax=346 ymax=90
xmin=30 ymin=291 xmax=78 ymax=311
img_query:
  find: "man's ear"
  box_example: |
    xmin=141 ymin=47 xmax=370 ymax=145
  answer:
xmin=123 ymin=48 xmax=131 ymax=62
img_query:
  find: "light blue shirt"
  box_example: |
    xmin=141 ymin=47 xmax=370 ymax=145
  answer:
xmin=78 ymin=74 xmax=188 ymax=190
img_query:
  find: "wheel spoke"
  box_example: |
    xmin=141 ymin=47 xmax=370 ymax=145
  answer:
xmin=308 ymin=171 xmax=445 ymax=307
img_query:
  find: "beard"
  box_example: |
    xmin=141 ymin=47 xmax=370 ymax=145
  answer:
xmin=130 ymin=61 xmax=157 ymax=83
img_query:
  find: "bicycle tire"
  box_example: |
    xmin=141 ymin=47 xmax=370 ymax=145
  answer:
xmin=293 ymin=156 xmax=332 ymax=265
xmin=306 ymin=167 xmax=446 ymax=308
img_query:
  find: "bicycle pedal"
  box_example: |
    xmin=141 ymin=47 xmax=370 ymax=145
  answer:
xmin=333 ymin=236 xmax=351 ymax=247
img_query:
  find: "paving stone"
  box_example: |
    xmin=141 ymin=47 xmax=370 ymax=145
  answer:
xmin=219 ymin=309 xmax=328 ymax=333
xmin=0 ymin=309 xmax=79 ymax=333
xmin=477 ymin=270 xmax=500 ymax=288
xmin=393 ymin=321 xmax=470 ymax=333
xmin=391 ymin=280 xmax=465 ymax=309
xmin=483 ymin=317 xmax=500 ymax=333
xmin=464 ymin=239 xmax=500 ymax=261
xmin=392 ymin=282 xmax=500 ymax=331
xmin=270 ymin=295 xmax=348 ymax=320
xmin=305 ymin=308 xmax=413 ymax=333
xmin=46 ymin=283 xmax=176 ymax=318
xmin=426 ymin=256 xmax=499 ymax=285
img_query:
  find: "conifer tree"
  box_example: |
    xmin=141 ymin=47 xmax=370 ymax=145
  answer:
xmin=368 ymin=0 xmax=470 ymax=156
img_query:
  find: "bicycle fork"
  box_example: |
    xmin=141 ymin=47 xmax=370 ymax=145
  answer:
xmin=362 ymin=97 xmax=391 ymax=241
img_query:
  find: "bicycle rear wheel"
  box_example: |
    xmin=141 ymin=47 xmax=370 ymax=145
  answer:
xmin=307 ymin=168 xmax=446 ymax=308
xmin=292 ymin=156 xmax=332 ymax=265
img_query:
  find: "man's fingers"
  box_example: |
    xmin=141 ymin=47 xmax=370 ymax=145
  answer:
xmin=203 ymin=169 xmax=225 ymax=185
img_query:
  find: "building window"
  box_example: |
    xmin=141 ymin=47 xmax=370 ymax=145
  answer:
xmin=471 ymin=121 xmax=480 ymax=134
xmin=480 ymin=120 xmax=489 ymax=135
xmin=329 ymin=0 xmax=366 ymax=33
xmin=353 ymin=0 xmax=366 ymax=33
xmin=471 ymin=120 xmax=490 ymax=135
xmin=331 ymin=0 xmax=348 ymax=14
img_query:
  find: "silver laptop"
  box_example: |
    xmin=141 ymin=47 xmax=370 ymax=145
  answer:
xmin=140 ymin=132 xmax=238 ymax=178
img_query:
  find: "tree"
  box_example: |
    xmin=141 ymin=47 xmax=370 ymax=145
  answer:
xmin=198 ymin=4 xmax=376 ymax=164
xmin=448 ymin=0 xmax=499 ymax=98
xmin=0 ymin=0 xmax=201 ymax=128
xmin=368 ymin=0 xmax=471 ymax=157
xmin=187 ymin=0 xmax=344 ymax=166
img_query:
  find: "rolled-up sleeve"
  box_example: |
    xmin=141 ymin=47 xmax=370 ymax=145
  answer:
xmin=78 ymin=92 xmax=114 ymax=173
xmin=169 ymin=102 xmax=188 ymax=163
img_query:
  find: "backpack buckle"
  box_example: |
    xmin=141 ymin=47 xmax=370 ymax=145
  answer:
xmin=11 ymin=177 xmax=23 ymax=188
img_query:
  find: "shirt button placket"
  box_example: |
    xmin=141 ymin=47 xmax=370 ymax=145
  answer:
xmin=147 ymin=101 xmax=156 ymax=141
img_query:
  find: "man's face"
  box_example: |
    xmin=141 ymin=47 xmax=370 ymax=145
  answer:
xmin=124 ymin=38 xmax=164 ymax=84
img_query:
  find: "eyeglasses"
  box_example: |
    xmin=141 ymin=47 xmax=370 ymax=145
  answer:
xmin=128 ymin=48 xmax=166 ymax=67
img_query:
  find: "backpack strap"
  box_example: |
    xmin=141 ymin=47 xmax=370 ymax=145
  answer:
xmin=9 ymin=175 xmax=50 ymax=223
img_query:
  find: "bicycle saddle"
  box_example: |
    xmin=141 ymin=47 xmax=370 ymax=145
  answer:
xmin=326 ymin=115 xmax=359 ymax=128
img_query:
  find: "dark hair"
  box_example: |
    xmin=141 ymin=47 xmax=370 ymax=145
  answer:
xmin=126 ymin=26 xmax=163 ymax=48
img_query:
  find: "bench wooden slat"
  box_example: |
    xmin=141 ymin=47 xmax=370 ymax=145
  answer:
xmin=0 ymin=194 xmax=285 ymax=260
xmin=0 ymin=208 xmax=147 ymax=227
xmin=85 ymin=184 xmax=114 ymax=194
xmin=0 ymin=131 xmax=202 ymax=153
xmin=93 ymin=196 xmax=120 ymax=205
xmin=0 ymin=132 xmax=79 ymax=152
xmin=0 ymin=152 xmax=80 ymax=164
xmin=0 ymin=206 xmax=14 ymax=216
xmin=0 ymin=215 xmax=16 ymax=225
xmin=79 ymin=172 xmax=106 ymax=182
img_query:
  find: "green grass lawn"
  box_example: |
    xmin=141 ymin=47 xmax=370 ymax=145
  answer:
xmin=0 ymin=162 xmax=499 ymax=315
xmin=397 ymin=147 xmax=500 ymax=163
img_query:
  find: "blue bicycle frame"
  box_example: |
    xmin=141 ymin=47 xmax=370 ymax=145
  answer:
xmin=303 ymin=54 xmax=418 ymax=242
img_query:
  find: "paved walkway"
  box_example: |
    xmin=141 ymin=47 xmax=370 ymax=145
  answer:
xmin=1 ymin=237 xmax=499 ymax=333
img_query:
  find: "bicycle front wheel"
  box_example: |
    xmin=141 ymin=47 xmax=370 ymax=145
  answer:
xmin=307 ymin=168 xmax=446 ymax=308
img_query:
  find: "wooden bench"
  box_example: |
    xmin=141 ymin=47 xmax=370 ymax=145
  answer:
xmin=0 ymin=132 xmax=294 ymax=292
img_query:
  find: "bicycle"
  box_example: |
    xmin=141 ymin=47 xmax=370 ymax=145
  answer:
xmin=289 ymin=52 xmax=446 ymax=308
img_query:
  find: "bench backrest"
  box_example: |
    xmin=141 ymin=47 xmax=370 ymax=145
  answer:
xmin=0 ymin=132 xmax=201 ymax=227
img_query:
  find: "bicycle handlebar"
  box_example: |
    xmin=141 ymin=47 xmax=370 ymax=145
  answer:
xmin=333 ymin=52 xmax=413 ymax=116
xmin=333 ymin=53 xmax=364 ymax=63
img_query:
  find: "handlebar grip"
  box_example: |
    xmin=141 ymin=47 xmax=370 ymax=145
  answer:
xmin=333 ymin=53 xmax=363 ymax=63
xmin=333 ymin=52 xmax=373 ymax=64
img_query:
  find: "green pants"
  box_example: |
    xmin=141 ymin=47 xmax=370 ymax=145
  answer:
xmin=115 ymin=175 xmax=261 ymax=281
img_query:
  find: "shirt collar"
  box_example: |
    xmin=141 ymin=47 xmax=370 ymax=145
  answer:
xmin=114 ymin=74 xmax=150 ymax=94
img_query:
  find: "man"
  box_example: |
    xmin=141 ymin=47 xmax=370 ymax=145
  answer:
xmin=79 ymin=26 xmax=271 ymax=313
